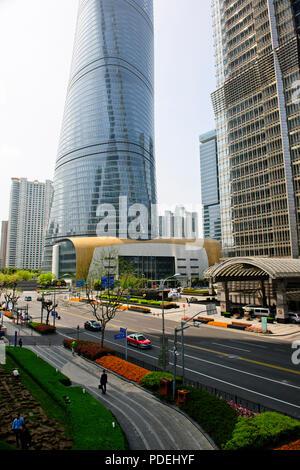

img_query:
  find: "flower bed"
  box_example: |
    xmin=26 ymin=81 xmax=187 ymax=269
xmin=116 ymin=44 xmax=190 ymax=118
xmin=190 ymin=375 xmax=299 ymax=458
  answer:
xmin=63 ymin=340 xmax=115 ymax=361
xmin=274 ymin=439 xmax=300 ymax=450
xmin=245 ymin=326 xmax=272 ymax=334
xmin=226 ymin=401 xmax=258 ymax=418
xmin=3 ymin=311 xmax=14 ymax=319
xmin=29 ymin=322 xmax=56 ymax=334
xmin=95 ymin=356 xmax=150 ymax=384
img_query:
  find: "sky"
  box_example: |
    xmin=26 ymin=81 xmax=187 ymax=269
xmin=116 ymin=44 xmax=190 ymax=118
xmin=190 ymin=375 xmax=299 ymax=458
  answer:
xmin=0 ymin=0 xmax=216 ymax=236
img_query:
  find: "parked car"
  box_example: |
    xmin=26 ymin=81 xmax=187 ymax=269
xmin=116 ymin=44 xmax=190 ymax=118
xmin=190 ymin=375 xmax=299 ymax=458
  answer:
xmin=288 ymin=313 xmax=300 ymax=324
xmin=127 ymin=333 xmax=152 ymax=349
xmin=242 ymin=305 xmax=270 ymax=317
xmin=25 ymin=296 xmax=32 ymax=301
xmin=84 ymin=320 xmax=102 ymax=331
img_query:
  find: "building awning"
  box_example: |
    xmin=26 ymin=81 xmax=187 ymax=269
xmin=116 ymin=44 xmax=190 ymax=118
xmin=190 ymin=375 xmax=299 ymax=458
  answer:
xmin=205 ymin=257 xmax=300 ymax=281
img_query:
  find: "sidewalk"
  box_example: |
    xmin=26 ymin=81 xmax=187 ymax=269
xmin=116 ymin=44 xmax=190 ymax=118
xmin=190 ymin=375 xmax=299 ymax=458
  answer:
xmin=146 ymin=301 xmax=300 ymax=337
xmin=28 ymin=345 xmax=216 ymax=451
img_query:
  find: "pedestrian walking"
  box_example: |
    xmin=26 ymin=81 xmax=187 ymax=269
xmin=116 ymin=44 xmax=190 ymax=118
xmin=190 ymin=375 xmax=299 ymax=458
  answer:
xmin=20 ymin=424 xmax=32 ymax=450
xmin=99 ymin=369 xmax=108 ymax=394
xmin=18 ymin=337 xmax=23 ymax=348
xmin=11 ymin=413 xmax=25 ymax=448
xmin=71 ymin=340 xmax=76 ymax=356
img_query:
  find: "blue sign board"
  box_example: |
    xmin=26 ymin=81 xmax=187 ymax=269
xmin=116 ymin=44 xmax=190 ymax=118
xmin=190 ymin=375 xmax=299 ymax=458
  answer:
xmin=114 ymin=333 xmax=126 ymax=340
xmin=120 ymin=328 xmax=127 ymax=334
xmin=127 ymin=295 xmax=130 ymax=301
xmin=51 ymin=311 xmax=56 ymax=317
xmin=101 ymin=276 xmax=114 ymax=288
xmin=76 ymin=280 xmax=85 ymax=287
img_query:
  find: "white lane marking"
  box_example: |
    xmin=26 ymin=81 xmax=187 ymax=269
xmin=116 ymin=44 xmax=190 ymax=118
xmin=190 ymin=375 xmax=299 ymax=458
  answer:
xmin=212 ymin=342 xmax=251 ymax=352
xmin=170 ymin=363 xmax=300 ymax=412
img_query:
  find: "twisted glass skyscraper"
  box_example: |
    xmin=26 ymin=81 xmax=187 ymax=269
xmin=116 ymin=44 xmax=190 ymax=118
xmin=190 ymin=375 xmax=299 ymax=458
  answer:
xmin=43 ymin=0 xmax=157 ymax=271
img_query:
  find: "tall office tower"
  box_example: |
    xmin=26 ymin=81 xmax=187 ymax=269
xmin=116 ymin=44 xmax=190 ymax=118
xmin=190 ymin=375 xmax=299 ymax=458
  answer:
xmin=6 ymin=178 xmax=53 ymax=270
xmin=43 ymin=0 xmax=157 ymax=271
xmin=211 ymin=0 xmax=300 ymax=258
xmin=199 ymin=130 xmax=221 ymax=242
xmin=0 ymin=221 xmax=8 ymax=267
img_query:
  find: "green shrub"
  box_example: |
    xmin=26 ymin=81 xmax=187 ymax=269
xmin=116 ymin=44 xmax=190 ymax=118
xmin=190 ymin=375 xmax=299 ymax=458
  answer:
xmin=181 ymin=387 xmax=238 ymax=448
xmin=223 ymin=412 xmax=300 ymax=450
xmin=140 ymin=371 xmax=182 ymax=391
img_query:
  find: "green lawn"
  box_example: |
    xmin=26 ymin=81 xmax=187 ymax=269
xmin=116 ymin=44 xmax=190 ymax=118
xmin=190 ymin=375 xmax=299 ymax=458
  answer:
xmin=5 ymin=347 xmax=127 ymax=450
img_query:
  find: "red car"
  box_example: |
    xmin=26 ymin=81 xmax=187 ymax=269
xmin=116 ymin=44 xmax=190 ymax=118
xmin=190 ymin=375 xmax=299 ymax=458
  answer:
xmin=127 ymin=333 xmax=152 ymax=349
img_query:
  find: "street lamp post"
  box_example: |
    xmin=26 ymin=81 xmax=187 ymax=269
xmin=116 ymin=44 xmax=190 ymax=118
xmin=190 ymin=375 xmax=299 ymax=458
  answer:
xmin=160 ymin=273 xmax=181 ymax=370
xmin=172 ymin=305 xmax=217 ymax=400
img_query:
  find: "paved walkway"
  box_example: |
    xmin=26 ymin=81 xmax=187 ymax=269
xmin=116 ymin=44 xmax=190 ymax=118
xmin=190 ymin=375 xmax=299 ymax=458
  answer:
xmin=27 ymin=345 xmax=215 ymax=451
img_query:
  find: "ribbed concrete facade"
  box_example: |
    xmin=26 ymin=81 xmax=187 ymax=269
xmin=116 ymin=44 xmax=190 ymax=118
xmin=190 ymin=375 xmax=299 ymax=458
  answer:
xmin=211 ymin=0 xmax=300 ymax=258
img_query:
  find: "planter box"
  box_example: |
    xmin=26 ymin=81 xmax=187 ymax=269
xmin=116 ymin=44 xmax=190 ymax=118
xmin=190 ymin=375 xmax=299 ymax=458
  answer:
xmin=227 ymin=324 xmax=247 ymax=330
xmin=128 ymin=306 xmax=151 ymax=314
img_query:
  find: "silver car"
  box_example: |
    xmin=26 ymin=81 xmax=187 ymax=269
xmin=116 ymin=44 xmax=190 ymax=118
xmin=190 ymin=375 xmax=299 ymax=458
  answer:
xmin=288 ymin=313 xmax=300 ymax=324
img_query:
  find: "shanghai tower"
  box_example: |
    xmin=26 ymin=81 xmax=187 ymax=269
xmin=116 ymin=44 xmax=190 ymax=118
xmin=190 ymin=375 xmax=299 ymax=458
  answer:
xmin=43 ymin=0 xmax=157 ymax=271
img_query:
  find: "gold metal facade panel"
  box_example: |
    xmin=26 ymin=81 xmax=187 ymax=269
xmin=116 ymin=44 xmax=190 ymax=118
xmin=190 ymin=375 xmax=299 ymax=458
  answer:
xmin=65 ymin=237 xmax=222 ymax=279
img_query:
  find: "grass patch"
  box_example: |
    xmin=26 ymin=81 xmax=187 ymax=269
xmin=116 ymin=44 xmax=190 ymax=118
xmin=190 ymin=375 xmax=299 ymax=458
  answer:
xmin=5 ymin=347 xmax=127 ymax=450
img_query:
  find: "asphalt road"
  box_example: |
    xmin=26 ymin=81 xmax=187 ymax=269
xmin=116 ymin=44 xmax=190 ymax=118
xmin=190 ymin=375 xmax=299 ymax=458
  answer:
xmin=6 ymin=292 xmax=300 ymax=420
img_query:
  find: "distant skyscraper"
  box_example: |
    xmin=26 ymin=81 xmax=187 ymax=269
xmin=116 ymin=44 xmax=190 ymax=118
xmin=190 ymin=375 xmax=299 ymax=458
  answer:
xmin=43 ymin=0 xmax=157 ymax=271
xmin=6 ymin=178 xmax=53 ymax=270
xmin=0 ymin=221 xmax=8 ymax=267
xmin=211 ymin=0 xmax=300 ymax=258
xmin=199 ymin=130 xmax=221 ymax=242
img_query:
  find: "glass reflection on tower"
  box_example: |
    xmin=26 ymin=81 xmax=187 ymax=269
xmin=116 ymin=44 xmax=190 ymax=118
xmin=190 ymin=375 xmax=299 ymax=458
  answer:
xmin=43 ymin=0 xmax=157 ymax=271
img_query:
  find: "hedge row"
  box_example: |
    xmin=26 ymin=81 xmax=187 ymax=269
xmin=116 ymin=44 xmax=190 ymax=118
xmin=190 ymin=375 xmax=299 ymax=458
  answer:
xmin=63 ymin=339 xmax=116 ymax=361
xmin=29 ymin=322 xmax=56 ymax=334
xmin=139 ymin=372 xmax=300 ymax=450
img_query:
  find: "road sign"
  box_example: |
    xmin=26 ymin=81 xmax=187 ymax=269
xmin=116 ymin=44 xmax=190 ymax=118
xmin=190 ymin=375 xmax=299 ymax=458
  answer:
xmin=102 ymin=276 xmax=114 ymax=288
xmin=127 ymin=295 xmax=130 ymax=301
xmin=120 ymin=327 xmax=127 ymax=334
xmin=51 ymin=311 xmax=56 ymax=317
xmin=114 ymin=333 xmax=126 ymax=340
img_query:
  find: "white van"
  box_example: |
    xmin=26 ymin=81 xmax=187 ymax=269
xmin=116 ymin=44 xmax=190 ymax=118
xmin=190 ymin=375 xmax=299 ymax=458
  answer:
xmin=242 ymin=305 xmax=270 ymax=317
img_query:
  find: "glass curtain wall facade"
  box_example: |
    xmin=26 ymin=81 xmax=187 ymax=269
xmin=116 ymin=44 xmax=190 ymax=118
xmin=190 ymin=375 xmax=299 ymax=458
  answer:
xmin=43 ymin=0 xmax=156 ymax=271
xmin=211 ymin=0 xmax=300 ymax=258
xmin=199 ymin=130 xmax=222 ymax=241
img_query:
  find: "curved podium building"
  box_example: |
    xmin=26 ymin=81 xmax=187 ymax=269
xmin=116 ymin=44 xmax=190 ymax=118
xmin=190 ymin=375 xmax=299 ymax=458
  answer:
xmin=43 ymin=0 xmax=157 ymax=271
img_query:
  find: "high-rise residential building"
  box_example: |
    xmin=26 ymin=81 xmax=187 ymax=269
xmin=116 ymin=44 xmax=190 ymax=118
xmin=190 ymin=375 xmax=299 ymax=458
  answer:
xmin=158 ymin=206 xmax=199 ymax=239
xmin=199 ymin=130 xmax=221 ymax=242
xmin=43 ymin=0 xmax=157 ymax=271
xmin=6 ymin=178 xmax=53 ymax=270
xmin=0 ymin=221 xmax=8 ymax=267
xmin=211 ymin=0 xmax=300 ymax=258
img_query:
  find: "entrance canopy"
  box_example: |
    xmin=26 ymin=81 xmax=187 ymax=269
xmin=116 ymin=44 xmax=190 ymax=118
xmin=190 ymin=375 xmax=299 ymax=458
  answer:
xmin=205 ymin=257 xmax=300 ymax=282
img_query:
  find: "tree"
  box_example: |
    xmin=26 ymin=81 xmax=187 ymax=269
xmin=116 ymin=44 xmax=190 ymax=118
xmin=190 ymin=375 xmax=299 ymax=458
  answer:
xmin=85 ymin=248 xmax=134 ymax=347
xmin=38 ymin=273 xmax=56 ymax=288
xmin=0 ymin=275 xmax=22 ymax=316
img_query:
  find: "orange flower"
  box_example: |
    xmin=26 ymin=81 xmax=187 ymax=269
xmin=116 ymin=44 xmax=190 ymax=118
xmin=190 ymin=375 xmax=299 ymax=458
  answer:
xmin=274 ymin=440 xmax=300 ymax=450
xmin=95 ymin=356 xmax=150 ymax=384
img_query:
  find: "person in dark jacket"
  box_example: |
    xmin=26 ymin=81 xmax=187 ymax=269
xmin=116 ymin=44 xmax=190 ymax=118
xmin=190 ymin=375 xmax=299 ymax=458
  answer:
xmin=100 ymin=369 xmax=108 ymax=394
xmin=20 ymin=424 xmax=32 ymax=450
